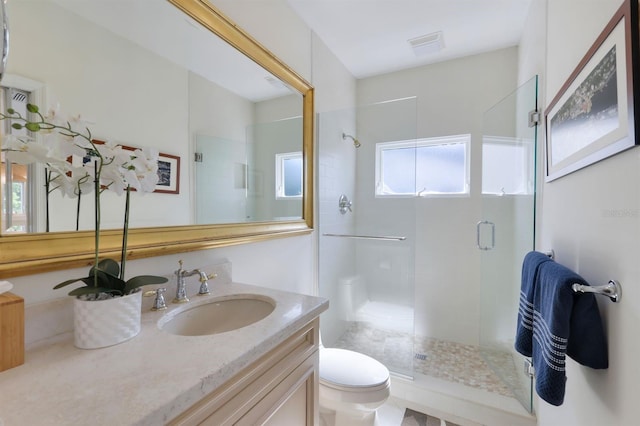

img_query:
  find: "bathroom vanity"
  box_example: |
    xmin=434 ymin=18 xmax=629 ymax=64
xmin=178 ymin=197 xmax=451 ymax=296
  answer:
xmin=0 ymin=280 xmax=327 ymax=425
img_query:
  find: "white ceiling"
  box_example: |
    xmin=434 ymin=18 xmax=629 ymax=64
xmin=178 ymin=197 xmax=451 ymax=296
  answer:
xmin=287 ymin=0 xmax=533 ymax=78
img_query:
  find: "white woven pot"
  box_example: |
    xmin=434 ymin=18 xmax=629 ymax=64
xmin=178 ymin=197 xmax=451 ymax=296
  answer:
xmin=73 ymin=290 xmax=142 ymax=349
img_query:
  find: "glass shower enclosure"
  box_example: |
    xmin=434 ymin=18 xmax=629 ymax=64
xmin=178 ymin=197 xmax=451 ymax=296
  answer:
xmin=317 ymin=77 xmax=538 ymax=415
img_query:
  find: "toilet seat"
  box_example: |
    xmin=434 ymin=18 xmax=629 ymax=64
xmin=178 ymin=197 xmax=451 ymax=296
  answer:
xmin=320 ymin=348 xmax=390 ymax=390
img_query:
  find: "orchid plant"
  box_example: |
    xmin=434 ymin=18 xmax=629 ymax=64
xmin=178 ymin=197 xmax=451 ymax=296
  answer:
xmin=0 ymin=103 xmax=168 ymax=298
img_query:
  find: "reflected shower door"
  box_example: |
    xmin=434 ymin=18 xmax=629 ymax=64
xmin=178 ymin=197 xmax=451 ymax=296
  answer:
xmin=318 ymin=98 xmax=417 ymax=378
xmin=479 ymin=76 xmax=538 ymax=413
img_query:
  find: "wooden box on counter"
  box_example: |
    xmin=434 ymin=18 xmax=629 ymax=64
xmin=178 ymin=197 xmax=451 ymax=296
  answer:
xmin=0 ymin=292 xmax=24 ymax=372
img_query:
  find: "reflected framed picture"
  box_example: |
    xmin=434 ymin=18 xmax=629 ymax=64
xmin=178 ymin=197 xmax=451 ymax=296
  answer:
xmin=545 ymin=0 xmax=640 ymax=181
xmin=155 ymin=152 xmax=180 ymax=194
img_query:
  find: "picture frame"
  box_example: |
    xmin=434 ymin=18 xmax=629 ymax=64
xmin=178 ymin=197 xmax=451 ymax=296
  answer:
xmin=154 ymin=152 xmax=180 ymax=194
xmin=545 ymin=0 xmax=640 ymax=181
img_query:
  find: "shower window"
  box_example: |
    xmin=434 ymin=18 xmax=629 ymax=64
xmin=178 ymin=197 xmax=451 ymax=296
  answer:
xmin=275 ymin=151 xmax=303 ymax=199
xmin=375 ymin=134 xmax=470 ymax=197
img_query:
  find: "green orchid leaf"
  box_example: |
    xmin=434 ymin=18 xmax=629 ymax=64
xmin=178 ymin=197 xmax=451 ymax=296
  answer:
xmin=80 ymin=276 xmax=101 ymax=287
xmin=89 ymin=258 xmax=121 ymax=278
xmin=72 ymin=276 xmax=107 ymax=289
xmin=94 ymin=271 xmax=126 ymax=292
xmin=83 ymin=272 xmax=107 ymax=288
xmin=124 ymin=275 xmax=169 ymax=293
xmin=53 ymin=278 xmax=86 ymax=289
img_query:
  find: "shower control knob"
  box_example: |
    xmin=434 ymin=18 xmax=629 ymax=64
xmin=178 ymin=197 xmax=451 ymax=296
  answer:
xmin=339 ymin=194 xmax=353 ymax=214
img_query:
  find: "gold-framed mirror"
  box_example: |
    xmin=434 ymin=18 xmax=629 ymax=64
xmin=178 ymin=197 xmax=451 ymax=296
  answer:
xmin=0 ymin=0 xmax=314 ymax=278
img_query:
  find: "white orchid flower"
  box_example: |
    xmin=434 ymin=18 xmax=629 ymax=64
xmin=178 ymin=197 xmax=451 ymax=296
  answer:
xmin=49 ymin=168 xmax=94 ymax=198
xmin=98 ymin=162 xmax=129 ymax=195
xmin=45 ymin=158 xmax=74 ymax=176
xmin=2 ymin=135 xmax=51 ymax=164
xmin=130 ymin=148 xmax=159 ymax=193
xmin=42 ymin=131 xmax=88 ymax=160
xmin=120 ymin=166 xmax=142 ymax=192
xmin=96 ymin=141 xmax=134 ymax=169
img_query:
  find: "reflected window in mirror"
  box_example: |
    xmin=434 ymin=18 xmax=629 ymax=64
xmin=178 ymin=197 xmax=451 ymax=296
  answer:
xmin=275 ymin=151 xmax=302 ymax=199
xmin=1 ymin=86 xmax=38 ymax=234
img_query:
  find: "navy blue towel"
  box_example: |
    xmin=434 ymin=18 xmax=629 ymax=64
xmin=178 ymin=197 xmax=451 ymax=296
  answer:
xmin=523 ymin=259 xmax=608 ymax=406
xmin=515 ymin=251 xmax=553 ymax=356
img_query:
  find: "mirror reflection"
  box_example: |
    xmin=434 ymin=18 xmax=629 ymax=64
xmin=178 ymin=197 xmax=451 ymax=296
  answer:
xmin=1 ymin=0 xmax=304 ymax=235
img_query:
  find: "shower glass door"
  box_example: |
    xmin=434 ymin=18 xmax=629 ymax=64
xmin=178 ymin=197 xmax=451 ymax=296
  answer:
xmin=479 ymin=76 xmax=538 ymax=413
xmin=318 ymin=98 xmax=417 ymax=378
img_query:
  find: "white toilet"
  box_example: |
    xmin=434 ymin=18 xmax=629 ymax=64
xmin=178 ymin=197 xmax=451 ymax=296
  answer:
xmin=319 ymin=347 xmax=391 ymax=426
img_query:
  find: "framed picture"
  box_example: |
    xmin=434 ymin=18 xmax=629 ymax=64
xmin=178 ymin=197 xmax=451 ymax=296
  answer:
xmin=154 ymin=152 xmax=180 ymax=194
xmin=545 ymin=0 xmax=640 ymax=181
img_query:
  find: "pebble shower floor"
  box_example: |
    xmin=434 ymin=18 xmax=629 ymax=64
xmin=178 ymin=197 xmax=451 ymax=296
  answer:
xmin=333 ymin=321 xmax=523 ymax=397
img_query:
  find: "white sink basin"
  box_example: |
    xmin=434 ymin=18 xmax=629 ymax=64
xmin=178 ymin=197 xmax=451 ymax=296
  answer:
xmin=159 ymin=295 xmax=276 ymax=336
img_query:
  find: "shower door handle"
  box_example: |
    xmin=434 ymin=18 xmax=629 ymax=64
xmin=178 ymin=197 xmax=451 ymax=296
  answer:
xmin=476 ymin=220 xmax=495 ymax=251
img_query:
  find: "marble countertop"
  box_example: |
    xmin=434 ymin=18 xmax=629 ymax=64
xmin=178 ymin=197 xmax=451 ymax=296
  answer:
xmin=0 ymin=282 xmax=328 ymax=425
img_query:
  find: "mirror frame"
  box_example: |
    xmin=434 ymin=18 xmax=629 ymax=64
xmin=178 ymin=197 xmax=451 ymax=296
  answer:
xmin=0 ymin=0 xmax=314 ymax=278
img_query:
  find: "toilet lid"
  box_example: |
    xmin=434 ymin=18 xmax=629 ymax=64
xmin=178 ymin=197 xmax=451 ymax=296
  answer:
xmin=320 ymin=348 xmax=389 ymax=388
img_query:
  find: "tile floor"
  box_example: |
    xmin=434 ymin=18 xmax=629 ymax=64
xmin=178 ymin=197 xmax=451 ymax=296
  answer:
xmin=377 ymin=399 xmax=407 ymax=425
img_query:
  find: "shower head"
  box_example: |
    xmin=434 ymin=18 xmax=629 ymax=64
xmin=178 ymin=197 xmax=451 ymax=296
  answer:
xmin=342 ymin=132 xmax=361 ymax=148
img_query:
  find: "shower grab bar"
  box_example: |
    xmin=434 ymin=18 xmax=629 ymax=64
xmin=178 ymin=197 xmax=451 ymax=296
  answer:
xmin=322 ymin=233 xmax=406 ymax=241
xmin=572 ymin=280 xmax=621 ymax=303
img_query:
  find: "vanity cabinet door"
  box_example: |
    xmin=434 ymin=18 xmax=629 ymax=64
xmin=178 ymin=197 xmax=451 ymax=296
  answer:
xmin=169 ymin=318 xmax=319 ymax=426
xmin=241 ymin=354 xmax=318 ymax=425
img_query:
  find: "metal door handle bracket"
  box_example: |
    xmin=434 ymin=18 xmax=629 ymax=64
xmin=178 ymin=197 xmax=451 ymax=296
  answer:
xmin=476 ymin=220 xmax=495 ymax=250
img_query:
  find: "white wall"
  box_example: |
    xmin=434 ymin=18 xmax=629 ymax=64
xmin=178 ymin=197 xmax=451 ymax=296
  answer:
xmin=356 ymin=49 xmax=519 ymax=344
xmin=524 ymin=0 xmax=640 ymax=424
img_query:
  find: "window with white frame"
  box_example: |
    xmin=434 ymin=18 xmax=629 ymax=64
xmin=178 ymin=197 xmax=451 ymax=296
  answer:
xmin=275 ymin=151 xmax=303 ymax=199
xmin=375 ymin=135 xmax=470 ymax=197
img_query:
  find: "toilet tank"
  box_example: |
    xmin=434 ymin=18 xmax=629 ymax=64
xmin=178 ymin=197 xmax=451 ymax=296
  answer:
xmin=339 ymin=275 xmax=368 ymax=319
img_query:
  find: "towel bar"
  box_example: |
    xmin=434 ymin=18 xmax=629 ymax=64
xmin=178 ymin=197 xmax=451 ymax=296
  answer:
xmin=572 ymin=280 xmax=621 ymax=303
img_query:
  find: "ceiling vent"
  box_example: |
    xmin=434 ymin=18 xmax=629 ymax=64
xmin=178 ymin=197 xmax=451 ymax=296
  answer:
xmin=265 ymin=75 xmax=286 ymax=89
xmin=408 ymin=31 xmax=444 ymax=56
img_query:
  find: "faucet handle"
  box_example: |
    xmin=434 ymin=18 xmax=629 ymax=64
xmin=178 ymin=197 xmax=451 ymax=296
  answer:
xmin=200 ymin=273 xmax=217 ymax=282
xmin=143 ymin=287 xmax=167 ymax=311
xmin=197 ymin=272 xmax=216 ymax=295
